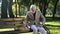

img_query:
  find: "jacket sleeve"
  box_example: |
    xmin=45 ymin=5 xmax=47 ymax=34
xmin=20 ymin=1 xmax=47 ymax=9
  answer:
xmin=23 ymin=12 xmax=29 ymax=27
xmin=40 ymin=11 xmax=46 ymax=25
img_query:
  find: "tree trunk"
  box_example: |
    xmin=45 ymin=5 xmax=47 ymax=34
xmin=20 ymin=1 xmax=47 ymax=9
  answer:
xmin=39 ymin=4 xmax=42 ymax=12
xmin=32 ymin=0 xmax=35 ymax=4
xmin=39 ymin=0 xmax=46 ymax=16
xmin=42 ymin=0 xmax=47 ymax=17
xmin=8 ymin=0 xmax=14 ymax=18
xmin=15 ymin=0 xmax=17 ymax=18
xmin=39 ymin=0 xmax=43 ymax=12
xmin=19 ymin=4 xmax=21 ymax=16
xmin=1 ymin=0 xmax=8 ymax=18
xmin=17 ymin=0 xmax=21 ymax=16
xmin=39 ymin=0 xmax=50 ymax=17
xmin=52 ymin=0 xmax=59 ymax=18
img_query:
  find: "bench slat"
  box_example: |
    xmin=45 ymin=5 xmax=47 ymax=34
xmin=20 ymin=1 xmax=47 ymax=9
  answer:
xmin=0 ymin=18 xmax=25 ymax=21
xmin=0 ymin=25 xmax=16 ymax=28
xmin=0 ymin=22 xmax=22 ymax=24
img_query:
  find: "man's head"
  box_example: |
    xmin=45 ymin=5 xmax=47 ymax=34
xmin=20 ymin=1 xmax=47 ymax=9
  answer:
xmin=30 ymin=4 xmax=36 ymax=13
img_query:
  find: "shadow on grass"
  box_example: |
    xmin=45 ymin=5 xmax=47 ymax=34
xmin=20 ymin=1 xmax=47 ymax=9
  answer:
xmin=46 ymin=17 xmax=60 ymax=22
xmin=46 ymin=24 xmax=60 ymax=27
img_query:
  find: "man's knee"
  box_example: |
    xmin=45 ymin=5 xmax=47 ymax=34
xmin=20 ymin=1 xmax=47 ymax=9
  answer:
xmin=42 ymin=29 xmax=46 ymax=34
xmin=39 ymin=28 xmax=46 ymax=33
xmin=31 ymin=25 xmax=38 ymax=31
xmin=33 ymin=28 xmax=38 ymax=31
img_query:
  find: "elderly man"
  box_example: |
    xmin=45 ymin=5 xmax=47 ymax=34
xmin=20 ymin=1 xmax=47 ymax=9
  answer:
xmin=23 ymin=4 xmax=46 ymax=34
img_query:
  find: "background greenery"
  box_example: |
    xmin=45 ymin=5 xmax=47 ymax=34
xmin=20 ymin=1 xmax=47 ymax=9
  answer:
xmin=0 ymin=0 xmax=60 ymax=18
xmin=0 ymin=0 xmax=60 ymax=34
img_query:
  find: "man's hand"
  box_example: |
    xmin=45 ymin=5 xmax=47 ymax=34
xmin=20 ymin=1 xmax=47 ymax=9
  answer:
xmin=42 ymin=24 xmax=45 ymax=26
xmin=24 ymin=27 xmax=28 ymax=29
xmin=42 ymin=24 xmax=46 ymax=28
xmin=24 ymin=26 xmax=30 ymax=31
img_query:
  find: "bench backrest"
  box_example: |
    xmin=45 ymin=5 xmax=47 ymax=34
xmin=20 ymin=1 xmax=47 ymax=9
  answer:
xmin=0 ymin=17 xmax=25 ymax=28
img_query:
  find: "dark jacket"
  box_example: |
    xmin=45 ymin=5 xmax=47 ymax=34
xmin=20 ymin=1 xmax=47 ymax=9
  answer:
xmin=23 ymin=11 xmax=46 ymax=27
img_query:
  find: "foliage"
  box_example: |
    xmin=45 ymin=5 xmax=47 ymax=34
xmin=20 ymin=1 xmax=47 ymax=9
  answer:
xmin=0 ymin=0 xmax=60 ymax=18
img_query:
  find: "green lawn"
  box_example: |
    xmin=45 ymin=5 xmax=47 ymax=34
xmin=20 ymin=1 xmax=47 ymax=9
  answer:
xmin=0 ymin=17 xmax=60 ymax=34
xmin=0 ymin=28 xmax=14 ymax=32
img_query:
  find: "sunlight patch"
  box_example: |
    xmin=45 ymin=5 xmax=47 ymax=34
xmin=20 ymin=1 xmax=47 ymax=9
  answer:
xmin=0 ymin=28 xmax=14 ymax=32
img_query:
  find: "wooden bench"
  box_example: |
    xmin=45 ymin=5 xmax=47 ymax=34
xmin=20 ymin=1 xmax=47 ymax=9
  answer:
xmin=0 ymin=17 xmax=50 ymax=34
xmin=0 ymin=17 xmax=31 ymax=33
xmin=0 ymin=17 xmax=25 ymax=29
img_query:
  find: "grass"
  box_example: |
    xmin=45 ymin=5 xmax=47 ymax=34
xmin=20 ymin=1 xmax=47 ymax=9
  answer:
xmin=0 ymin=28 xmax=14 ymax=32
xmin=0 ymin=17 xmax=60 ymax=34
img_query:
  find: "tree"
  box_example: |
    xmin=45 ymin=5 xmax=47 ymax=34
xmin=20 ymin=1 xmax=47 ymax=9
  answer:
xmin=8 ymin=0 xmax=14 ymax=18
xmin=24 ymin=0 xmax=30 ymax=11
xmin=39 ymin=0 xmax=50 ymax=17
xmin=52 ymin=0 xmax=59 ymax=18
xmin=15 ymin=0 xmax=17 ymax=17
xmin=32 ymin=0 xmax=35 ymax=4
xmin=17 ymin=0 xmax=21 ymax=16
xmin=42 ymin=0 xmax=47 ymax=17
xmin=1 ymin=0 xmax=8 ymax=18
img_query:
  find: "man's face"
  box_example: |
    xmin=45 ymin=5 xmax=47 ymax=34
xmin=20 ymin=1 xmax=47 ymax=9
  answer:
xmin=32 ymin=7 xmax=36 ymax=13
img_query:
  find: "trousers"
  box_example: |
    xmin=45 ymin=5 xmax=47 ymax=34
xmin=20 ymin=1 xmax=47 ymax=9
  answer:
xmin=30 ymin=25 xmax=46 ymax=34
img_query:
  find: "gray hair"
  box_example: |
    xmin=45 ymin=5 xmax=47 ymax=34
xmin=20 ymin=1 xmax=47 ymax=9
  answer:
xmin=30 ymin=4 xmax=36 ymax=10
